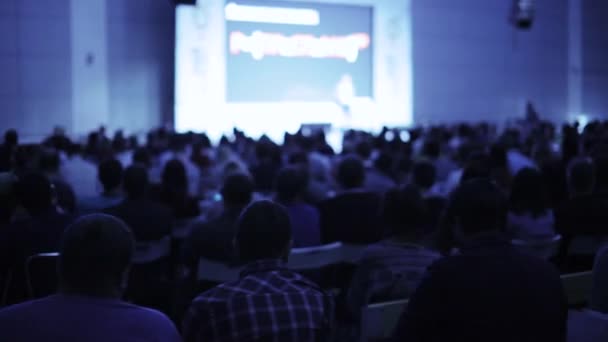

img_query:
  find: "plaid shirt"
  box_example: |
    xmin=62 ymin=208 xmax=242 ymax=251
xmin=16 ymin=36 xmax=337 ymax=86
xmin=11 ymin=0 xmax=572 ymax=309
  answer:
xmin=183 ymin=259 xmax=334 ymax=342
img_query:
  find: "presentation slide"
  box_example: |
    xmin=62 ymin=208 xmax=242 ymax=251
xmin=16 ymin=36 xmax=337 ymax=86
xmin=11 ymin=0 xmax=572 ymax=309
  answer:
xmin=174 ymin=0 xmax=412 ymax=143
xmin=225 ymin=1 xmax=373 ymax=103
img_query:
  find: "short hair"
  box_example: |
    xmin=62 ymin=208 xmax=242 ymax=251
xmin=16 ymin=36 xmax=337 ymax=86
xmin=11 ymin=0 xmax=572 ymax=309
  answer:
xmin=98 ymin=159 xmax=123 ymax=192
xmin=337 ymin=156 xmax=365 ymax=189
xmin=236 ymin=201 xmax=292 ymax=262
xmin=510 ymin=167 xmax=548 ymax=217
xmin=422 ymin=140 xmax=440 ymax=159
xmin=132 ymin=147 xmax=151 ymax=168
xmin=276 ymin=167 xmax=308 ymax=203
xmin=412 ymin=161 xmax=436 ymax=190
xmin=58 ymin=214 xmax=134 ymax=295
xmin=17 ymin=172 xmax=54 ymax=215
xmin=568 ymin=158 xmax=595 ymax=195
xmin=221 ymin=173 xmax=254 ymax=207
xmin=449 ymin=179 xmax=507 ymax=235
xmin=162 ymin=159 xmax=188 ymax=193
xmin=4 ymin=129 xmax=18 ymax=146
xmin=460 ymin=153 xmax=491 ymax=183
xmin=123 ymin=165 xmax=148 ymax=199
xmin=383 ymin=185 xmax=427 ymax=236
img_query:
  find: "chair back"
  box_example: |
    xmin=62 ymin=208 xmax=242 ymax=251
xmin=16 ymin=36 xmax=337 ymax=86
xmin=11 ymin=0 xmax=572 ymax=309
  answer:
xmin=569 ymin=236 xmax=608 ymax=256
xmin=26 ymin=252 xmax=59 ymax=299
xmin=511 ymin=234 xmax=561 ymax=260
xmin=360 ymin=299 xmax=409 ymax=342
xmin=133 ymin=236 xmax=171 ymax=264
xmin=561 ymin=271 xmax=593 ymax=306
xmin=289 ymin=242 xmax=344 ymax=270
xmin=197 ymin=258 xmax=241 ymax=283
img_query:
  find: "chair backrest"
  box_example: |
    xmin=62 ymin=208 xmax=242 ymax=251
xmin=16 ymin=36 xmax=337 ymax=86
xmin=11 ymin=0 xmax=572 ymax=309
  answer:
xmin=26 ymin=252 xmax=59 ymax=299
xmin=561 ymin=271 xmax=593 ymax=306
xmin=289 ymin=242 xmax=344 ymax=270
xmin=172 ymin=219 xmax=194 ymax=240
xmin=511 ymin=234 xmax=562 ymax=260
xmin=360 ymin=299 xmax=409 ymax=342
xmin=133 ymin=236 xmax=171 ymax=264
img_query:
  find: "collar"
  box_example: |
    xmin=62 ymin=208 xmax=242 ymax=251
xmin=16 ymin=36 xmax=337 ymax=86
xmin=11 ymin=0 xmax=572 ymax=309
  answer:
xmin=240 ymin=259 xmax=287 ymax=278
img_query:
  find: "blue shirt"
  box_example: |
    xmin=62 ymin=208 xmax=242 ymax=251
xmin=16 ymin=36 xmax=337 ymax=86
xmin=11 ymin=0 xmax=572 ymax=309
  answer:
xmin=0 ymin=294 xmax=181 ymax=342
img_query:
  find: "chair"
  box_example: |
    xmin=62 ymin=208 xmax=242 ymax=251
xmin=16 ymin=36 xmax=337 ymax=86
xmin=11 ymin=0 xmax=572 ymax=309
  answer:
xmin=133 ymin=236 xmax=171 ymax=264
xmin=360 ymin=299 xmax=409 ymax=342
xmin=197 ymin=258 xmax=241 ymax=283
xmin=25 ymin=253 xmax=59 ymax=299
xmin=568 ymin=236 xmax=608 ymax=256
xmin=289 ymin=242 xmax=345 ymax=270
xmin=511 ymin=234 xmax=562 ymax=260
xmin=561 ymin=271 xmax=593 ymax=306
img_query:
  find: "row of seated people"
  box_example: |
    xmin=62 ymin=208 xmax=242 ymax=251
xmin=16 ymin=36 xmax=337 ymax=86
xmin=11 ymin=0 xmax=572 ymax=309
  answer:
xmin=4 ymin=179 xmax=608 ymax=341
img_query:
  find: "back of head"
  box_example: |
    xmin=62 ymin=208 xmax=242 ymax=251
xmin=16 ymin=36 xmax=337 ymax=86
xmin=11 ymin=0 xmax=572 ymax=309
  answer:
xmin=422 ymin=140 xmax=440 ymax=159
xmin=460 ymin=152 xmax=491 ymax=183
xmin=58 ymin=214 xmax=134 ymax=297
xmin=221 ymin=173 xmax=254 ymax=208
xmin=17 ymin=172 xmax=54 ymax=215
xmin=510 ymin=167 xmax=547 ymax=217
xmin=355 ymin=141 xmax=372 ymax=160
xmin=337 ymin=155 xmax=365 ymax=189
xmin=4 ymin=129 xmax=18 ymax=146
xmin=383 ymin=185 xmax=427 ymax=237
xmin=236 ymin=201 xmax=292 ymax=263
xmin=276 ymin=167 xmax=308 ymax=204
xmin=162 ymin=158 xmax=188 ymax=193
xmin=98 ymin=158 xmax=123 ymax=193
xmin=567 ymin=158 xmax=595 ymax=196
xmin=412 ymin=161 xmax=436 ymax=190
xmin=449 ymin=179 xmax=507 ymax=236
xmin=132 ymin=147 xmax=152 ymax=168
xmin=123 ymin=165 xmax=149 ymax=199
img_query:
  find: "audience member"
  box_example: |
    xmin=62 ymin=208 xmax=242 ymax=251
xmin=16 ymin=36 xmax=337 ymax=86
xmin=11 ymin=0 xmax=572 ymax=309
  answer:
xmin=0 ymin=129 xmax=18 ymax=172
xmin=319 ymin=156 xmax=383 ymax=243
xmin=0 ymin=214 xmax=181 ymax=342
xmin=105 ymin=165 xmax=172 ymax=241
xmin=39 ymin=148 xmax=76 ymax=214
xmin=507 ymin=167 xmax=555 ymax=239
xmin=393 ymin=179 xmax=567 ymax=342
xmin=183 ymin=173 xmax=254 ymax=265
xmin=78 ymin=158 xmax=124 ymax=213
xmin=152 ymin=158 xmax=201 ymax=219
xmin=183 ymin=201 xmax=334 ymax=341
xmin=275 ymin=167 xmax=321 ymax=247
xmin=347 ymin=185 xmax=439 ymax=323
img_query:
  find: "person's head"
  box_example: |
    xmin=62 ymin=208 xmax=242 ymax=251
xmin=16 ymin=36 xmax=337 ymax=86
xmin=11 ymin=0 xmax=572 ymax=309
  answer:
xmin=98 ymin=158 xmax=123 ymax=193
xmin=276 ymin=167 xmax=308 ymax=204
xmin=58 ymin=214 xmax=134 ymax=297
xmin=567 ymin=158 xmax=595 ymax=196
xmin=235 ymin=201 xmax=292 ymax=263
xmin=510 ymin=167 xmax=548 ymax=217
xmin=221 ymin=173 xmax=254 ymax=209
xmin=17 ymin=172 xmax=55 ymax=215
xmin=355 ymin=141 xmax=373 ymax=160
xmin=122 ymin=165 xmax=148 ymax=199
xmin=337 ymin=155 xmax=365 ymax=189
xmin=162 ymin=159 xmax=188 ymax=194
xmin=4 ymin=129 xmax=18 ymax=147
xmin=412 ymin=161 xmax=436 ymax=191
xmin=460 ymin=152 xmax=491 ymax=183
xmin=383 ymin=185 xmax=427 ymax=238
xmin=449 ymin=179 xmax=507 ymax=239
xmin=422 ymin=140 xmax=441 ymax=160
xmin=132 ymin=147 xmax=151 ymax=168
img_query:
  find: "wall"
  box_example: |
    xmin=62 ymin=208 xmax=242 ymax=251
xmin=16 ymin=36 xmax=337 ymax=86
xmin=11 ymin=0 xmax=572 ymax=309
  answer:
xmin=0 ymin=0 xmax=72 ymax=140
xmin=106 ymin=0 xmax=175 ymax=134
xmin=581 ymin=0 xmax=608 ymax=118
xmin=412 ymin=0 xmax=569 ymax=125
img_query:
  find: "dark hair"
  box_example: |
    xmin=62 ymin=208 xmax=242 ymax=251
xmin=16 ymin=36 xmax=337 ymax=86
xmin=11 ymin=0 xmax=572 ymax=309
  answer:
xmin=449 ymin=179 xmax=507 ymax=235
xmin=422 ymin=140 xmax=440 ymax=159
xmin=98 ymin=159 xmax=123 ymax=193
xmin=383 ymin=185 xmax=427 ymax=237
xmin=123 ymin=165 xmax=148 ymax=199
xmin=132 ymin=147 xmax=151 ymax=168
xmin=276 ymin=167 xmax=308 ymax=203
xmin=510 ymin=167 xmax=548 ymax=217
xmin=412 ymin=161 xmax=436 ymax=190
xmin=17 ymin=172 xmax=54 ymax=215
xmin=355 ymin=141 xmax=373 ymax=160
xmin=568 ymin=158 xmax=595 ymax=195
xmin=337 ymin=155 xmax=365 ymax=189
xmin=4 ymin=129 xmax=18 ymax=146
xmin=162 ymin=159 xmax=188 ymax=194
xmin=58 ymin=214 xmax=134 ymax=296
xmin=460 ymin=152 xmax=491 ymax=183
xmin=236 ymin=201 xmax=292 ymax=262
xmin=221 ymin=173 xmax=254 ymax=208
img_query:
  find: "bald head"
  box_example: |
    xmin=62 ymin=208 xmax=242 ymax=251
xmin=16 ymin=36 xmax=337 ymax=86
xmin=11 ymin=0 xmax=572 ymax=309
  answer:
xmin=58 ymin=214 xmax=134 ymax=297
